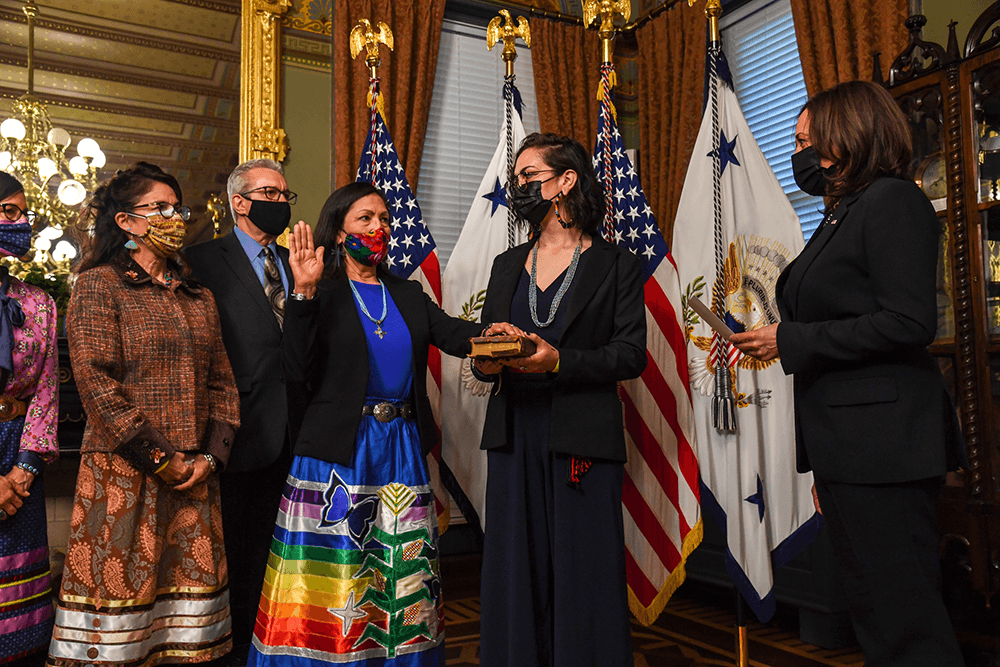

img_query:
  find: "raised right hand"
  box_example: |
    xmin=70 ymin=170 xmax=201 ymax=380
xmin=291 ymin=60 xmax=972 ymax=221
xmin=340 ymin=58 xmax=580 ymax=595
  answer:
xmin=289 ymin=220 xmax=325 ymax=297
xmin=157 ymin=452 xmax=193 ymax=485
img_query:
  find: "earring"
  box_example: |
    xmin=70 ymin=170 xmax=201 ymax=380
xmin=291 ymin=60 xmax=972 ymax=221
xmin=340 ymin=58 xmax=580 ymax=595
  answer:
xmin=554 ymin=193 xmax=571 ymax=229
xmin=123 ymin=229 xmax=138 ymax=251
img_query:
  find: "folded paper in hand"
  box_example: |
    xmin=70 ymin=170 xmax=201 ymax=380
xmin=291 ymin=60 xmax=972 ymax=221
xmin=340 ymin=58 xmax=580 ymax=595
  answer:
xmin=688 ymin=295 xmax=735 ymax=340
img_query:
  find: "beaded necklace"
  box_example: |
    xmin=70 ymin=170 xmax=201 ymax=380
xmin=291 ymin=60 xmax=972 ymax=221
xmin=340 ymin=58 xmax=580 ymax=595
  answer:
xmin=529 ymin=235 xmax=582 ymax=328
xmin=349 ymin=278 xmax=388 ymax=339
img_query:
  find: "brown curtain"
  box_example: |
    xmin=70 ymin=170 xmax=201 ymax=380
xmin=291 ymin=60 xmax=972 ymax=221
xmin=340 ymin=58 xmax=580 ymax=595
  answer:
xmin=332 ymin=0 xmax=446 ymax=190
xmin=529 ymin=18 xmax=604 ymax=148
xmin=635 ymin=1 xmax=706 ymax=245
xmin=790 ymin=0 xmax=909 ymax=96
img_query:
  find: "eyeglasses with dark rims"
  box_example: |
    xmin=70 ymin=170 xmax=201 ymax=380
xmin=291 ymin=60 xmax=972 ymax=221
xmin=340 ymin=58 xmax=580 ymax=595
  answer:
xmin=238 ymin=186 xmax=298 ymax=205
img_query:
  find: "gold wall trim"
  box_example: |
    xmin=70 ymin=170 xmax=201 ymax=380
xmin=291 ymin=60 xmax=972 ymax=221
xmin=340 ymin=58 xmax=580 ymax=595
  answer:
xmin=0 ymin=54 xmax=239 ymax=100
xmin=164 ymin=0 xmax=242 ymax=15
xmin=0 ymin=9 xmax=241 ymax=63
xmin=240 ymin=0 xmax=292 ymax=162
xmin=283 ymin=17 xmax=330 ymax=36
xmin=281 ymin=0 xmax=330 ymax=36
xmin=0 ymin=86 xmax=239 ymax=129
xmin=281 ymin=55 xmax=331 ymax=71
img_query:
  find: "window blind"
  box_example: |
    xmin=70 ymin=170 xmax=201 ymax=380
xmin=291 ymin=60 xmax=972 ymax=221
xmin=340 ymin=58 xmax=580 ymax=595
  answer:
xmin=721 ymin=0 xmax=825 ymax=239
xmin=418 ymin=19 xmax=540 ymax=268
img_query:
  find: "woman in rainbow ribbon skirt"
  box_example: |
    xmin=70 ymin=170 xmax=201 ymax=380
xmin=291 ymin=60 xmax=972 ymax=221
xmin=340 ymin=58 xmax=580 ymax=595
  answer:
xmin=249 ymin=181 xmax=517 ymax=667
xmin=0 ymin=172 xmax=59 ymax=664
xmin=47 ymin=162 xmax=240 ymax=667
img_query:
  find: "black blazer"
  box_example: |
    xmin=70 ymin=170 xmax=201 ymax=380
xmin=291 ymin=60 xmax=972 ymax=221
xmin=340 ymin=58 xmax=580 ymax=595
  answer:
xmin=284 ymin=272 xmax=483 ymax=465
xmin=478 ymin=236 xmax=647 ymax=462
xmin=184 ymin=231 xmax=292 ymax=473
xmin=776 ymin=177 xmax=965 ymax=484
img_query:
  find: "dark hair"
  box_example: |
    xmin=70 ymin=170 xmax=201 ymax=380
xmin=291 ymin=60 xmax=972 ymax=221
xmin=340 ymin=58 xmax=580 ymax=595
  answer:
xmin=803 ymin=80 xmax=912 ymax=199
xmin=511 ymin=133 xmax=605 ymax=236
xmin=314 ymin=181 xmax=390 ymax=279
xmin=0 ymin=172 xmax=24 ymax=202
xmin=76 ymin=162 xmax=182 ymax=273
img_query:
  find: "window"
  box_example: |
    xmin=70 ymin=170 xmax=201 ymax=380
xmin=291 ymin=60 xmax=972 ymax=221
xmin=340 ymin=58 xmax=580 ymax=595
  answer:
xmin=721 ymin=0 xmax=825 ymax=238
xmin=419 ymin=18 xmax=540 ymax=268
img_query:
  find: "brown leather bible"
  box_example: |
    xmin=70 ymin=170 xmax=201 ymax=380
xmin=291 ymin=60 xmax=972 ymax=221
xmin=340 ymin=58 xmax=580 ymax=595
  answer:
xmin=468 ymin=335 xmax=537 ymax=359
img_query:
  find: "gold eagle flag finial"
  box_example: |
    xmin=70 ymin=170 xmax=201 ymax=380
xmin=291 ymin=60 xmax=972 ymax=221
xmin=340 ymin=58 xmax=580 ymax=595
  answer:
xmin=486 ymin=9 xmax=530 ymax=78
xmin=583 ymin=0 xmax=629 ymax=63
xmin=350 ymin=18 xmax=394 ymax=79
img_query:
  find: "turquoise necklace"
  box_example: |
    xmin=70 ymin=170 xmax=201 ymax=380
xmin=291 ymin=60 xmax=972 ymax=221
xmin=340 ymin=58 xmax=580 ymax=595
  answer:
xmin=529 ymin=235 xmax=582 ymax=328
xmin=349 ymin=278 xmax=388 ymax=339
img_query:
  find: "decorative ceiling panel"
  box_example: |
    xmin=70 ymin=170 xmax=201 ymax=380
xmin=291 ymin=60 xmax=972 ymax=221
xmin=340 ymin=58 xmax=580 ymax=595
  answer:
xmin=0 ymin=0 xmax=242 ymax=241
xmin=43 ymin=0 xmax=240 ymax=41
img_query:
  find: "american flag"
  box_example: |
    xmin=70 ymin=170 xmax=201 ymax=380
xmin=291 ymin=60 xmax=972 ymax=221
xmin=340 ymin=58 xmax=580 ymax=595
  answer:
xmin=356 ymin=80 xmax=449 ymax=533
xmin=592 ymin=63 xmax=701 ymax=626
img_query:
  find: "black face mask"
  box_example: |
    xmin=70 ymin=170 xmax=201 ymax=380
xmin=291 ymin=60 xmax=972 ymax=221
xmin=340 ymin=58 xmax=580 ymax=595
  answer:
xmin=509 ymin=178 xmax=555 ymax=226
xmin=791 ymin=146 xmax=834 ymax=197
xmin=246 ymin=199 xmax=291 ymax=236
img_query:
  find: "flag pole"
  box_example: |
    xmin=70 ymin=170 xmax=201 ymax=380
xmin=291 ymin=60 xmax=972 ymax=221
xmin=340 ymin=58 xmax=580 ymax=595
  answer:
xmin=584 ymin=0 xmax=628 ymax=242
xmin=487 ymin=10 xmax=530 ymax=249
xmin=693 ymin=3 xmax=747 ymax=661
xmin=349 ymin=18 xmax=394 ymax=185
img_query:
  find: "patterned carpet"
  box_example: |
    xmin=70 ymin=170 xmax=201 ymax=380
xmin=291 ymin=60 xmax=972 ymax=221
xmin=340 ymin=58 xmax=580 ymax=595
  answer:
xmin=442 ymin=595 xmax=866 ymax=666
xmin=440 ymin=555 xmax=865 ymax=667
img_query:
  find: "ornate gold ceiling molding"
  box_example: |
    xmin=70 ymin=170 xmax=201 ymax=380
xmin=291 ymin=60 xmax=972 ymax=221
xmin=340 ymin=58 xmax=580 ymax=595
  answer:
xmin=56 ymin=126 xmax=239 ymax=153
xmin=163 ymin=0 xmax=242 ymax=15
xmin=0 ymin=52 xmax=239 ymax=100
xmin=0 ymin=86 xmax=240 ymax=129
xmin=240 ymin=0 xmax=292 ymax=162
xmin=0 ymin=9 xmax=240 ymax=63
xmin=281 ymin=0 xmax=330 ymax=36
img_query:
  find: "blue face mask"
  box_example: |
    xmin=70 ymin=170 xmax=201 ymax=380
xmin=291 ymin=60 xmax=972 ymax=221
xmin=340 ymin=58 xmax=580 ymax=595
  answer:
xmin=0 ymin=220 xmax=32 ymax=259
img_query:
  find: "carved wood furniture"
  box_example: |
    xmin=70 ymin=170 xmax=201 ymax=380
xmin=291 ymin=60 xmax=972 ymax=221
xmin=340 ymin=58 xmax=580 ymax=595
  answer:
xmin=887 ymin=2 xmax=1000 ymax=652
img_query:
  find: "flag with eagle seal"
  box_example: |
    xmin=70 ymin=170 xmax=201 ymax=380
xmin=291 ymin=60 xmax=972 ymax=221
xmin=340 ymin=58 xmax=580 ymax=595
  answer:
xmin=671 ymin=47 xmax=821 ymax=622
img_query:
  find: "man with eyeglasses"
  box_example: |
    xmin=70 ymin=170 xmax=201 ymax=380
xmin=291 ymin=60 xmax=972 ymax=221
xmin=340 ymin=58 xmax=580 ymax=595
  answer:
xmin=184 ymin=158 xmax=298 ymax=664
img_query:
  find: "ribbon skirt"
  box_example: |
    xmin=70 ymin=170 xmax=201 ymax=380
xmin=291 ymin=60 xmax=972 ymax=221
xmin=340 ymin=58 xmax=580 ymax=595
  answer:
xmin=0 ymin=416 xmax=53 ymax=663
xmin=249 ymin=413 xmax=445 ymax=667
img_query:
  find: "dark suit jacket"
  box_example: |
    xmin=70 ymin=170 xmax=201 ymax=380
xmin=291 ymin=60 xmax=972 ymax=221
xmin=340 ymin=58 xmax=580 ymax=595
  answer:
xmin=184 ymin=231 xmax=292 ymax=473
xmin=776 ymin=177 xmax=965 ymax=484
xmin=284 ymin=272 xmax=483 ymax=465
xmin=478 ymin=236 xmax=647 ymax=462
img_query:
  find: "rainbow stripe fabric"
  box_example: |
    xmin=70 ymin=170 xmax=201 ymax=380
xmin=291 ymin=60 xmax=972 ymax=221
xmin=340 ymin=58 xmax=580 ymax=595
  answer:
xmin=249 ymin=424 xmax=444 ymax=667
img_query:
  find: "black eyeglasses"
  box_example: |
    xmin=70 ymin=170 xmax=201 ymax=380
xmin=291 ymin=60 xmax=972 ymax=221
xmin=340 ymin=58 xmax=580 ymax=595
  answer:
xmin=513 ymin=168 xmax=555 ymax=187
xmin=127 ymin=202 xmax=192 ymax=222
xmin=1 ymin=203 xmax=36 ymax=224
xmin=239 ymin=186 xmax=298 ymax=205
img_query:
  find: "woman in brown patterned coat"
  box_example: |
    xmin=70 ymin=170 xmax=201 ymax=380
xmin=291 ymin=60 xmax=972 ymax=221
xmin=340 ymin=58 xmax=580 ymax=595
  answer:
xmin=47 ymin=163 xmax=240 ymax=667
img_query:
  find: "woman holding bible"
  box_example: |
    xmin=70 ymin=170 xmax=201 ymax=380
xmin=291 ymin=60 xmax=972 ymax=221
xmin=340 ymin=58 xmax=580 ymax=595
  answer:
xmin=474 ymin=133 xmax=647 ymax=667
xmin=730 ymin=81 xmax=965 ymax=667
xmin=249 ymin=181 xmax=516 ymax=667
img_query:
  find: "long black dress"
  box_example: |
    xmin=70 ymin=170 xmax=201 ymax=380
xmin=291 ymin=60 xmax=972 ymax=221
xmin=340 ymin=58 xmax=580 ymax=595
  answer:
xmin=479 ymin=255 xmax=634 ymax=667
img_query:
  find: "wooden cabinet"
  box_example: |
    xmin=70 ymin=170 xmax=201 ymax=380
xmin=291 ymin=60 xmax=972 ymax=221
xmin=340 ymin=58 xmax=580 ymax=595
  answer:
xmin=887 ymin=4 xmax=1000 ymax=652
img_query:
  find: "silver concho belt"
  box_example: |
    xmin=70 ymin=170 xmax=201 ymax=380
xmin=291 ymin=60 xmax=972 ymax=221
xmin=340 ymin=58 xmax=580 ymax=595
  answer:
xmin=362 ymin=402 xmax=414 ymax=423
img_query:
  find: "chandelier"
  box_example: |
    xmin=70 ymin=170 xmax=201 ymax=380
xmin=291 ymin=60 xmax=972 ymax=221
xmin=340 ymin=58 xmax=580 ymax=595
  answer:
xmin=0 ymin=0 xmax=104 ymax=276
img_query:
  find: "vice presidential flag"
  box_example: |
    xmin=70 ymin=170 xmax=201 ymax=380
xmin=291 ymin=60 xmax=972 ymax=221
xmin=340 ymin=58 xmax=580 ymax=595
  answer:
xmin=593 ymin=62 xmax=701 ymax=626
xmin=440 ymin=78 xmax=528 ymax=530
xmin=357 ymin=80 xmax=449 ymax=533
xmin=671 ymin=47 xmax=821 ymax=622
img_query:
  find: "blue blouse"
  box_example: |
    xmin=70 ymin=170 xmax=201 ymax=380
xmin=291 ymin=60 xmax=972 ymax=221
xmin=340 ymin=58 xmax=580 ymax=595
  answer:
xmin=349 ymin=280 xmax=413 ymax=400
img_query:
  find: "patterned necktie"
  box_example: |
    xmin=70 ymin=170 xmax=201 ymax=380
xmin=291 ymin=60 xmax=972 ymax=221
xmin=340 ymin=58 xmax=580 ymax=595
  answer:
xmin=262 ymin=246 xmax=285 ymax=329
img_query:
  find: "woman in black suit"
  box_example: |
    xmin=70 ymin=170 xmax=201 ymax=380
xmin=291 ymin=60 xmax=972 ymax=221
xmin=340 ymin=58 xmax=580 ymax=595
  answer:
xmin=248 ymin=182 xmax=516 ymax=667
xmin=731 ymin=81 xmax=965 ymax=667
xmin=474 ymin=133 xmax=647 ymax=667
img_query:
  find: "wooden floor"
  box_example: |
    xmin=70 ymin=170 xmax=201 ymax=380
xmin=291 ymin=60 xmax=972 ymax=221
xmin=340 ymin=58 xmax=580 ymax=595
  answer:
xmin=440 ymin=554 xmax=867 ymax=667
